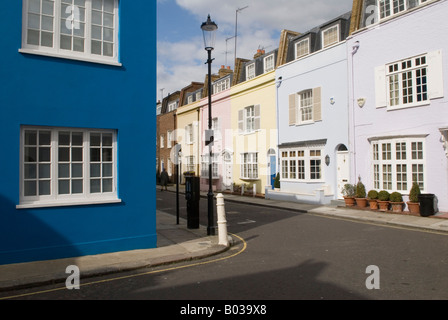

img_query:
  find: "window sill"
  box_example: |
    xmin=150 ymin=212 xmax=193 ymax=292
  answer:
xmin=16 ymin=198 xmax=122 ymax=210
xmin=19 ymin=48 xmax=122 ymax=67
xmin=385 ymin=101 xmax=430 ymax=111
xmin=240 ymin=178 xmax=260 ymax=181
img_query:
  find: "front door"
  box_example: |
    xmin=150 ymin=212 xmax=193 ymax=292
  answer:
xmin=269 ymin=155 xmax=276 ymax=189
xmin=337 ymin=151 xmax=350 ymax=199
xmin=222 ymin=152 xmax=233 ymax=190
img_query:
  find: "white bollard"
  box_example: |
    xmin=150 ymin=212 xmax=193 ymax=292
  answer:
xmin=216 ymin=193 xmax=229 ymax=246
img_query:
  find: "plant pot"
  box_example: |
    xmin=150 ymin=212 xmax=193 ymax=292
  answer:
xmin=377 ymin=200 xmax=390 ymax=212
xmin=407 ymin=201 xmax=420 ymax=215
xmin=369 ymin=199 xmax=378 ymax=210
xmin=343 ymin=196 xmax=356 ymax=207
xmin=391 ymin=202 xmax=404 ymax=213
xmin=356 ymin=198 xmax=368 ymax=208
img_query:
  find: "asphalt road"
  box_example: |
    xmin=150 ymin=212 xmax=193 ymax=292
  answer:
xmin=4 ymin=190 xmax=448 ymax=303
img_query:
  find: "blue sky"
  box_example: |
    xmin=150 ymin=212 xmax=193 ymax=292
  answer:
xmin=157 ymin=0 xmax=354 ymax=101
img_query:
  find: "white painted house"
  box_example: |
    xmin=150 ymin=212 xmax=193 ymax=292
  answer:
xmin=347 ymin=0 xmax=448 ymax=212
xmin=268 ymin=12 xmax=352 ymax=204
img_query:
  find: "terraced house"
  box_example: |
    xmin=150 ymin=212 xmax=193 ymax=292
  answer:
xmin=348 ymin=0 xmax=448 ymax=212
xmin=1 ymin=1 xmax=157 ymax=264
xmin=269 ymin=12 xmax=352 ymax=204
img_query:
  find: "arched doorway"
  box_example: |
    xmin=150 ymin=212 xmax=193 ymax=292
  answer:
xmin=222 ymin=150 xmax=233 ymax=190
xmin=336 ymin=144 xmax=349 ymax=199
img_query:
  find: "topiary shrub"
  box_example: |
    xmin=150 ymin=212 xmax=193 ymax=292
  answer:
xmin=356 ymin=180 xmax=366 ymax=198
xmin=274 ymin=173 xmax=280 ymax=189
xmin=390 ymin=192 xmax=403 ymax=203
xmin=409 ymin=182 xmax=421 ymax=203
xmin=378 ymin=190 xmax=390 ymax=201
xmin=368 ymin=190 xmax=378 ymax=200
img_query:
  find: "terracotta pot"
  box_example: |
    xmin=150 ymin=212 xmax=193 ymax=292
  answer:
xmin=356 ymin=198 xmax=368 ymax=208
xmin=391 ymin=202 xmax=404 ymax=213
xmin=343 ymin=196 xmax=356 ymax=207
xmin=407 ymin=201 xmax=420 ymax=215
xmin=377 ymin=200 xmax=390 ymax=212
xmin=369 ymin=199 xmax=378 ymax=210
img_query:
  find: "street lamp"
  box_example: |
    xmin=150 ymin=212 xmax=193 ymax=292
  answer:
xmin=201 ymin=15 xmax=218 ymax=236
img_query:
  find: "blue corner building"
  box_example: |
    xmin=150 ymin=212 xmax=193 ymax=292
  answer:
xmin=0 ymin=0 xmax=156 ymax=264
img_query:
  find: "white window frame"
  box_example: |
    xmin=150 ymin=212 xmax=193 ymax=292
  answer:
xmin=280 ymin=147 xmax=325 ymax=182
xmin=185 ymin=156 xmax=195 ymax=173
xmin=195 ymin=91 xmax=202 ymax=101
xmin=240 ymin=153 xmax=259 ymax=180
xmin=167 ymin=130 xmax=173 ymax=148
xmin=322 ymin=24 xmax=339 ymax=49
xmin=295 ymin=38 xmax=310 ymax=59
xmin=297 ymin=90 xmax=314 ymax=125
xmin=187 ymin=95 xmax=193 ymax=105
xmin=160 ymin=134 xmax=165 ymax=148
xmin=386 ymin=54 xmax=429 ymax=110
xmin=246 ymin=63 xmax=255 ymax=80
xmin=18 ymin=126 xmax=119 ymax=209
xmin=264 ymin=54 xmax=275 ymax=73
xmin=185 ymin=124 xmax=194 ymax=145
xmin=20 ymin=0 xmax=120 ymax=66
xmin=201 ymin=153 xmax=219 ymax=179
xmin=213 ymin=77 xmax=230 ymax=94
xmin=371 ymin=137 xmax=426 ymax=193
xmin=168 ymin=101 xmax=178 ymax=112
xmin=375 ymin=50 xmax=443 ymax=109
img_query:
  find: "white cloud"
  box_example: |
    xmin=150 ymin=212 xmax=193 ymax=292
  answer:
xmin=157 ymin=0 xmax=353 ymax=100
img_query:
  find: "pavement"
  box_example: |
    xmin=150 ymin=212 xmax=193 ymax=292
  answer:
xmin=1 ymin=184 xmax=448 ymax=293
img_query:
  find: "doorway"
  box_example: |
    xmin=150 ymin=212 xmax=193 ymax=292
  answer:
xmin=336 ymin=145 xmax=349 ymax=199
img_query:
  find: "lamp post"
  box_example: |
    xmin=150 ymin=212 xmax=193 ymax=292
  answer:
xmin=201 ymin=15 xmax=218 ymax=236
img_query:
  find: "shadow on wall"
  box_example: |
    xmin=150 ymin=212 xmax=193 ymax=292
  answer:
xmin=0 ymin=194 xmax=81 ymax=265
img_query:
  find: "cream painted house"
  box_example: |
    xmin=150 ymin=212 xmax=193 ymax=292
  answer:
xmin=230 ymin=50 xmax=279 ymax=195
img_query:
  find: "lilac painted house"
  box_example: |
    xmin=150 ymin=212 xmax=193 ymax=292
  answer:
xmin=348 ymin=0 xmax=448 ymax=212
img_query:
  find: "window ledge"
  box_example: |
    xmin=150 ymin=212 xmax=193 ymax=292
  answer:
xmin=16 ymin=198 xmax=122 ymax=210
xmin=19 ymin=48 xmax=122 ymax=67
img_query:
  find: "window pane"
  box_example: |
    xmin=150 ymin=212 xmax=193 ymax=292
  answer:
xmin=103 ymin=179 xmax=112 ymax=192
xmin=60 ymin=35 xmax=72 ymax=50
xmin=59 ymin=147 xmax=70 ymax=161
xmin=28 ymin=13 xmax=41 ymax=29
xmin=39 ymin=131 xmax=51 ymax=145
xmin=90 ymin=179 xmax=101 ymax=193
xmin=72 ymin=180 xmax=83 ymax=194
xmin=41 ymin=31 xmax=53 ymax=47
xmin=92 ymin=0 xmax=102 ymax=10
xmin=72 ymin=147 xmax=83 ymax=161
xmin=72 ymin=132 xmax=83 ymax=146
xmin=72 ymin=164 xmax=83 ymax=178
xmin=103 ymin=42 xmax=113 ymax=57
xmin=25 ymin=131 xmax=37 ymax=145
xmin=59 ymin=180 xmax=70 ymax=195
xmin=39 ymin=147 xmax=51 ymax=162
xmin=29 ymin=0 xmax=41 ymax=14
xmin=102 ymin=133 xmax=112 ymax=146
xmin=102 ymin=148 xmax=112 ymax=162
xmin=90 ymin=164 xmax=101 ymax=177
xmin=25 ymin=181 xmax=37 ymax=196
xmin=91 ymin=133 xmax=101 ymax=146
xmin=39 ymin=180 xmax=51 ymax=195
xmin=104 ymin=0 xmax=114 ymax=13
xmin=59 ymin=164 xmax=70 ymax=178
xmin=27 ymin=29 xmax=40 ymax=46
xmin=103 ymin=13 xmax=114 ymax=28
xmin=42 ymin=0 xmax=54 ymax=15
xmin=59 ymin=132 xmax=70 ymax=145
xmin=25 ymin=164 xmax=37 ymax=179
xmin=102 ymin=163 xmax=112 ymax=177
xmin=90 ymin=148 xmax=100 ymax=162
xmin=25 ymin=147 xmax=37 ymax=162
xmin=39 ymin=164 xmax=51 ymax=179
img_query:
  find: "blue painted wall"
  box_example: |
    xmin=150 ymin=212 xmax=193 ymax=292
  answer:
xmin=0 ymin=1 xmax=157 ymax=264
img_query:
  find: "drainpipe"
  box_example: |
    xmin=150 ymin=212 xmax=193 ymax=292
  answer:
xmin=350 ymin=41 xmax=360 ymax=182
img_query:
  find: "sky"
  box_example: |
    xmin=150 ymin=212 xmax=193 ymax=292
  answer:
xmin=156 ymin=0 xmax=354 ymax=102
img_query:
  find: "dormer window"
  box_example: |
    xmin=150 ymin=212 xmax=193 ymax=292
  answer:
xmin=168 ymin=101 xmax=178 ymax=112
xmin=379 ymin=0 xmax=406 ymax=19
xmin=213 ymin=77 xmax=230 ymax=94
xmin=322 ymin=25 xmax=339 ymax=48
xmin=295 ymin=38 xmax=310 ymax=59
xmin=246 ymin=63 xmax=255 ymax=80
xmin=264 ymin=54 xmax=275 ymax=73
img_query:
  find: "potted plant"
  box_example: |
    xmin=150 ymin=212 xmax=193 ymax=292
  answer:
xmin=390 ymin=192 xmax=405 ymax=213
xmin=407 ymin=182 xmax=421 ymax=215
xmin=377 ymin=190 xmax=390 ymax=212
xmin=342 ymin=183 xmax=356 ymax=207
xmin=367 ymin=190 xmax=379 ymax=210
xmin=274 ymin=173 xmax=280 ymax=191
xmin=355 ymin=179 xmax=367 ymax=208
